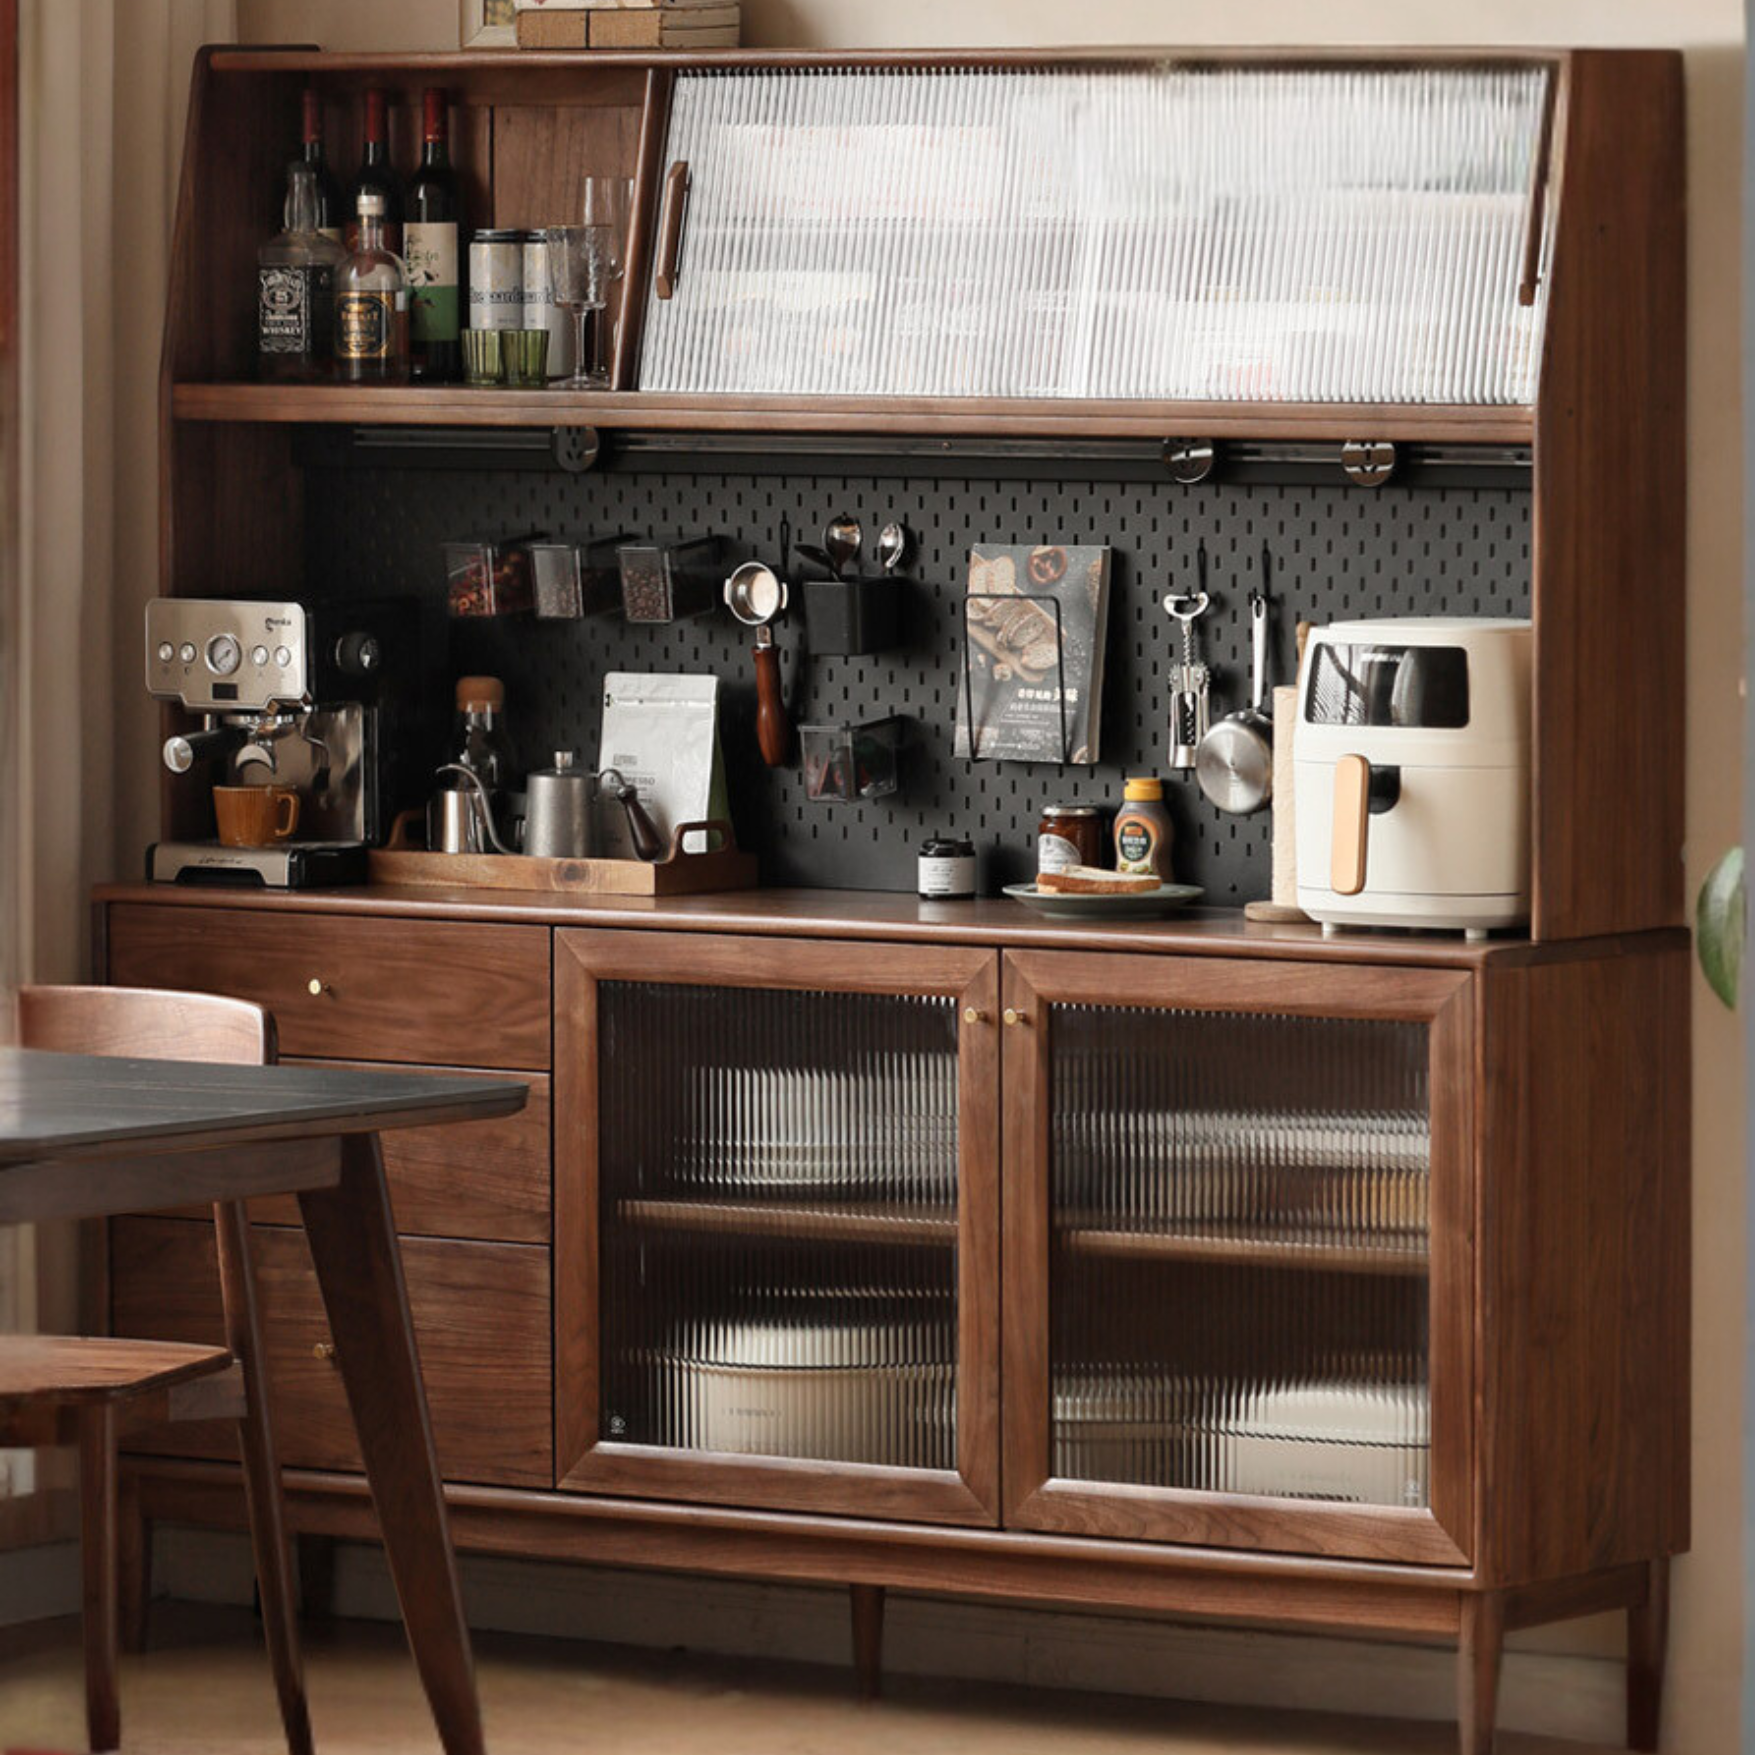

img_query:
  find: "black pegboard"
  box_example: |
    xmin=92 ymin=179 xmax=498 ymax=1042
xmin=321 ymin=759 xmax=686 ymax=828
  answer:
xmin=303 ymin=459 xmax=1530 ymax=899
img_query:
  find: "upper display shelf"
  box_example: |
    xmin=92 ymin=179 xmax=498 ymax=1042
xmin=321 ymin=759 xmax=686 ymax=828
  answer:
xmin=165 ymin=45 xmax=1632 ymax=441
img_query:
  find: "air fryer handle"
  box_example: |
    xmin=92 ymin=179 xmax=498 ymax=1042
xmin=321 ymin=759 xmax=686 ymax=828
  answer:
xmin=1331 ymin=755 xmax=1401 ymax=895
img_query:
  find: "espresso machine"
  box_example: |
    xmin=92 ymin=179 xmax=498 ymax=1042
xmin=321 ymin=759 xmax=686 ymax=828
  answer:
xmin=145 ymin=597 xmax=425 ymax=887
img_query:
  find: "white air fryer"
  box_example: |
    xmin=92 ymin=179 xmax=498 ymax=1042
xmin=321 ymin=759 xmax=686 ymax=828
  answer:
xmin=1294 ymin=618 xmax=1532 ymax=938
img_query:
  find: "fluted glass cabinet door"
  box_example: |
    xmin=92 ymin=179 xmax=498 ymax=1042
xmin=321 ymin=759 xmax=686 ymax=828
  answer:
xmin=639 ymin=63 xmax=1552 ymax=404
xmin=1000 ymin=952 xmax=1473 ymax=1565
xmin=554 ymin=929 xmax=1001 ymax=1525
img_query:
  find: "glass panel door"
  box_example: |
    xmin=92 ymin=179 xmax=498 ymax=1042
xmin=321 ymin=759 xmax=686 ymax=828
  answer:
xmin=1002 ymin=952 xmax=1472 ymax=1564
xmin=556 ymin=931 xmax=1000 ymax=1526
xmin=640 ymin=64 xmax=1552 ymax=404
xmin=598 ymin=980 xmax=958 ymax=1471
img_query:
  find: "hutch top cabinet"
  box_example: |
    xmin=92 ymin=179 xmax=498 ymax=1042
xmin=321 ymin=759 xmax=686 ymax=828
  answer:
xmin=160 ymin=45 xmax=1682 ymax=944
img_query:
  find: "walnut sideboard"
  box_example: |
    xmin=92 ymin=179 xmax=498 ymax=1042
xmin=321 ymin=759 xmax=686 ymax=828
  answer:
xmin=92 ymin=883 xmax=1689 ymax=1755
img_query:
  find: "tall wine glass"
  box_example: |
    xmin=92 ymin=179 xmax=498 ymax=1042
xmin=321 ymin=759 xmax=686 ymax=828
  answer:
xmin=581 ymin=175 xmax=633 ymax=382
xmin=547 ymin=225 xmax=609 ymax=390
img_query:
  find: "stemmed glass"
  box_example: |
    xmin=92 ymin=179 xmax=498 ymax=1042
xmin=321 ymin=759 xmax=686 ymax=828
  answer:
xmin=583 ymin=175 xmax=633 ymax=383
xmin=548 ymin=224 xmax=610 ymax=391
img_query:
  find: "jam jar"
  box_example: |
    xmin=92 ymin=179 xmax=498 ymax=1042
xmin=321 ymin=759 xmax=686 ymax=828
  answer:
xmin=1037 ymin=805 xmax=1103 ymax=876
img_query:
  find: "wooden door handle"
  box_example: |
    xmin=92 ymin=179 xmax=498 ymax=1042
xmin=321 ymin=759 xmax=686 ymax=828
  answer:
xmin=1330 ymin=753 xmax=1371 ymax=896
xmin=654 ymin=160 xmax=690 ymax=301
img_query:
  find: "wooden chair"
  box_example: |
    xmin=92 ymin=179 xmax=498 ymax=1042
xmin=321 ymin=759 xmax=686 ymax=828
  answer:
xmin=10 ymin=984 xmax=310 ymax=1755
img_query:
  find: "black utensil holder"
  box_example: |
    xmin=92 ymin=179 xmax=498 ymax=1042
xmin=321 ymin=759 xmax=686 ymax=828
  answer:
xmin=802 ymin=576 xmax=903 ymax=655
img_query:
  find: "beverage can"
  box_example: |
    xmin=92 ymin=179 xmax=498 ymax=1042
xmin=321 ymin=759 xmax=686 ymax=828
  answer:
xmin=467 ymin=230 xmax=525 ymax=332
xmin=521 ymin=230 xmax=573 ymax=377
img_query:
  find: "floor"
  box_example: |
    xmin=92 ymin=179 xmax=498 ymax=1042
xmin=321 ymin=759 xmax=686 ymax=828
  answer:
xmin=0 ymin=1604 xmax=1625 ymax=1754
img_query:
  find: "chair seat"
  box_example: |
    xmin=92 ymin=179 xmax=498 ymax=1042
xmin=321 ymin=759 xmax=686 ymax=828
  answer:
xmin=0 ymin=1334 xmax=234 ymax=1406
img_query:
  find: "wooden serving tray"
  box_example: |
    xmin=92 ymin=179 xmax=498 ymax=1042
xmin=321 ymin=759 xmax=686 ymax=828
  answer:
xmin=368 ymin=819 xmax=758 ymax=896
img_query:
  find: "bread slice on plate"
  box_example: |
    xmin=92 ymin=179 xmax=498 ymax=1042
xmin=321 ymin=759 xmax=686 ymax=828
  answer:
xmin=1036 ymin=866 xmax=1160 ymax=896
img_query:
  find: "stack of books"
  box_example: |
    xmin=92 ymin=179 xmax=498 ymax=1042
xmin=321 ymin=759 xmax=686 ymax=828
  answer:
xmin=514 ymin=0 xmax=740 ymax=49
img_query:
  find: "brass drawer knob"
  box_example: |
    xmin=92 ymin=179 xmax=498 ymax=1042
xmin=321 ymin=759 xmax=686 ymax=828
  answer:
xmin=1003 ymin=1007 xmax=1031 ymax=1028
xmin=307 ymin=978 xmax=329 ymax=998
xmin=962 ymin=1007 xmax=989 ymax=1025
xmin=312 ymin=1341 xmax=336 ymax=1362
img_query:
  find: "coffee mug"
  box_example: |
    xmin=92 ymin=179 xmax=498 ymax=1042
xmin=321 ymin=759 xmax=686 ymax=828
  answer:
xmin=213 ymin=784 xmax=300 ymax=848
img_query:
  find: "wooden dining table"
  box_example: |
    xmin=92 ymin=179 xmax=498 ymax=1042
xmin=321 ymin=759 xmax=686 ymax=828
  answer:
xmin=0 ymin=1045 xmax=528 ymax=1755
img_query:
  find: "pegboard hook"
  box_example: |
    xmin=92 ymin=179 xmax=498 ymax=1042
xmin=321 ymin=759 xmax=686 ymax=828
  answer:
xmin=1164 ymin=438 xmax=1218 ymax=485
xmin=552 ymin=426 xmax=602 ymax=474
xmin=1340 ymin=440 xmax=1396 ymax=488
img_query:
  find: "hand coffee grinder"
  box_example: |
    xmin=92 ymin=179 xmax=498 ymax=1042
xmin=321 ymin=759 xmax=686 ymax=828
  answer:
xmin=145 ymin=597 xmax=415 ymax=887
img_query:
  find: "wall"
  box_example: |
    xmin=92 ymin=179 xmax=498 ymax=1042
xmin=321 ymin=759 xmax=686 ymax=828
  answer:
xmin=215 ymin=2 xmax=1745 ymax=1749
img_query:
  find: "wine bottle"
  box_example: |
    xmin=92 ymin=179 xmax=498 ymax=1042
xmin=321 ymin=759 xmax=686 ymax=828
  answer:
xmin=406 ymin=88 xmax=463 ymax=383
xmin=291 ymin=87 xmax=344 ymax=244
xmin=346 ymin=88 xmax=404 ymax=257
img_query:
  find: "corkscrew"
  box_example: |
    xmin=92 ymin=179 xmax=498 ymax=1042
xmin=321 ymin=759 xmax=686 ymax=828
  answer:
xmin=1164 ymin=540 xmax=1213 ymax=770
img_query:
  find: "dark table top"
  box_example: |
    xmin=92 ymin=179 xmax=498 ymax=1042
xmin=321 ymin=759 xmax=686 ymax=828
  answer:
xmin=0 ymin=1047 xmax=526 ymax=1164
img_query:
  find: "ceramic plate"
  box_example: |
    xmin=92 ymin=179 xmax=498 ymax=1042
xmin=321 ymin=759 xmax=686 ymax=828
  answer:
xmin=1003 ymin=882 xmax=1205 ymax=920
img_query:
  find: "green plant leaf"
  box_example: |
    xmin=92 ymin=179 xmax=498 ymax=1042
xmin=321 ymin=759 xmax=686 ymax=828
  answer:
xmin=1696 ymin=846 xmax=1745 ymax=1009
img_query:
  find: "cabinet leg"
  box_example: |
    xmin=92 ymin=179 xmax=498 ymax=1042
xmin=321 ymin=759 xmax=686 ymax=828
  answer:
xmin=116 ymin=1470 xmax=151 ymax=1656
xmin=1458 ymin=1592 xmax=1505 ymax=1755
xmin=850 ymin=1583 xmax=885 ymax=1699
xmin=1628 ymin=1557 xmax=1670 ymax=1752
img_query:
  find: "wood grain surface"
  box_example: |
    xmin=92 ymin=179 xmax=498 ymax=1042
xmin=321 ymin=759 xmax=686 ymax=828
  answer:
xmin=104 ymin=905 xmax=552 ymax=1069
xmin=1473 ymin=942 xmax=1690 ymax=1586
xmin=132 ymin=1454 xmax=1480 ymax=1639
xmin=257 ymin=1062 xmax=551 ymax=1244
xmin=1530 ymin=52 xmax=1686 ymax=941
xmin=111 ymin=1217 xmax=553 ymax=1489
xmin=99 ymin=886 xmax=1687 ymax=973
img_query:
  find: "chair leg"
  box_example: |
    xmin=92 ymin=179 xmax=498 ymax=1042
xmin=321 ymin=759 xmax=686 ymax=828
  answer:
xmin=116 ymin=1468 xmax=151 ymax=1655
xmin=214 ymin=1200 xmax=313 ymax=1755
xmin=79 ymin=1403 xmax=121 ymax=1754
xmin=1458 ymin=1591 xmax=1505 ymax=1755
xmin=850 ymin=1583 xmax=885 ymax=1699
xmin=1628 ymin=1557 xmax=1670 ymax=1752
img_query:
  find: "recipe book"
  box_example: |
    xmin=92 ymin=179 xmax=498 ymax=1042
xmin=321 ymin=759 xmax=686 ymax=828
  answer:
xmin=953 ymin=544 xmax=1112 ymax=764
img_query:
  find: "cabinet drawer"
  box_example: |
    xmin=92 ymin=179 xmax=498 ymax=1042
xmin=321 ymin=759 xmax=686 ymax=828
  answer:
xmin=111 ymin=1217 xmax=552 ymax=1489
xmin=247 ymin=1062 xmax=550 ymax=1244
xmin=105 ymin=905 xmax=551 ymax=1070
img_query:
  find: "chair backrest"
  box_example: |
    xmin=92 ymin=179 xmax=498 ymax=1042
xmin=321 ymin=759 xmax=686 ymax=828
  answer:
xmin=16 ymin=985 xmax=275 ymax=1068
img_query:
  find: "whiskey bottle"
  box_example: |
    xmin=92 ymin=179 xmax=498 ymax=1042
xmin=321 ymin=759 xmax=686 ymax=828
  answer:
xmin=334 ymin=190 xmax=409 ymax=384
xmin=257 ymin=164 xmax=345 ymax=382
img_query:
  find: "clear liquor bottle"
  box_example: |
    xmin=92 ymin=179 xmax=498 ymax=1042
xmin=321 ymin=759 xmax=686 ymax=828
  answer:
xmin=334 ymin=190 xmax=409 ymax=384
xmin=257 ymin=164 xmax=345 ymax=383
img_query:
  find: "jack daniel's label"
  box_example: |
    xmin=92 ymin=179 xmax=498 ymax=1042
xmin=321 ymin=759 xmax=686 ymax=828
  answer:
xmin=258 ymin=264 xmax=332 ymax=355
xmin=336 ymin=289 xmax=394 ymax=360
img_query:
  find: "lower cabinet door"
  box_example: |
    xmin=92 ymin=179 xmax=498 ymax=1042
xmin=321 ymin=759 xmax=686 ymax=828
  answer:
xmin=554 ymin=929 xmax=1001 ymax=1526
xmin=111 ymin=1216 xmax=553 ymax=1488
xmin=1000 ymin=951 xmax=1475 ymax=1566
